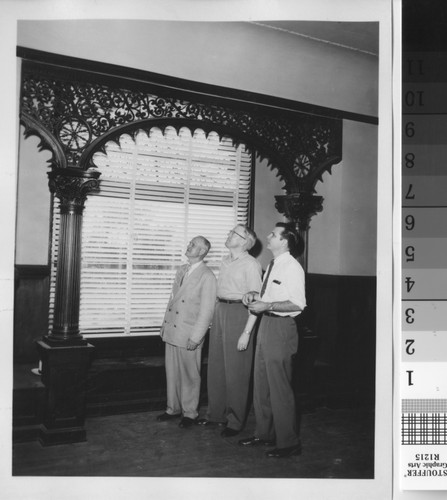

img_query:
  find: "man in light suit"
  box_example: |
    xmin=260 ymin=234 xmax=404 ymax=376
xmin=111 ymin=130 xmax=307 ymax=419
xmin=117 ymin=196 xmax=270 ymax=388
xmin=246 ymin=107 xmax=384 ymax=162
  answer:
xmin=157 ymin=236 xmax=217 ymax=428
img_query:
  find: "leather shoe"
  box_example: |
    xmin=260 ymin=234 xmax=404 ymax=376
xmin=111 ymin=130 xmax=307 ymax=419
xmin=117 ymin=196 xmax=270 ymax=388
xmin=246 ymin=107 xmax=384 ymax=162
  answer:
xmin=156 ymin=412 xmax=181 ymax=422
xmin=265 ymin=443 xmax=302 ymax=458
xmin=179 ymin=417 xmax=197 ymax=428
xmin=238 ymin=436 xmax=275 ymax=447
xmin=220 ymin=427 xmax=240 ymax=438
xmin=196 ymin=418 xmax=226 ymax=427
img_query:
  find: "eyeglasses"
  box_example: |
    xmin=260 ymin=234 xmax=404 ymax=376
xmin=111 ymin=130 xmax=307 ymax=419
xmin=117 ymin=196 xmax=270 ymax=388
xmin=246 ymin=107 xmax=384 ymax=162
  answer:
xmin=228 ymin=230 xmax=247 ymax=240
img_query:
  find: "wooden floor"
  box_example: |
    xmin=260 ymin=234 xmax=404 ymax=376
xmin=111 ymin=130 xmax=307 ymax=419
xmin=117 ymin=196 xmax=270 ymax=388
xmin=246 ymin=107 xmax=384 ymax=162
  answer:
xmin=13 ymin=405 xmax=374 ymax=479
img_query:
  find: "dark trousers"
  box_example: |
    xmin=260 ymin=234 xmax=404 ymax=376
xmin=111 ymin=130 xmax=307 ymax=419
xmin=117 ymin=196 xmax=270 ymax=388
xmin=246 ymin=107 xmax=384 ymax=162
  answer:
xmin=254 ymin=314 xmax=299 ymax=448
xmin=206 ymin=302 xmax=255 ymax=430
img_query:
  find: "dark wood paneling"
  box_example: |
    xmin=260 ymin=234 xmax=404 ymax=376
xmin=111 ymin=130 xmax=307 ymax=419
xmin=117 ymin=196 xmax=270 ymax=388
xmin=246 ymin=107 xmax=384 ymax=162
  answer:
xmin=14 ymin=265 xmax=50 ymax=363
xmin=304 ymin=273 xmax=376 ymax=408
xmin=88 ymin=335 xmax=166 ymax=359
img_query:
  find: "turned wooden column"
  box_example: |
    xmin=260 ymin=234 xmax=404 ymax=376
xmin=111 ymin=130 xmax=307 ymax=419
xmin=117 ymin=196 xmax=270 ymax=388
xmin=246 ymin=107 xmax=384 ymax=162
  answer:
xmin=37 ymin=166 xmax=100 ymax=446
xmin=275 ymin=192 xmax=324 ymax=271
xmin=46 ymin=167 xmax=100 ymax=345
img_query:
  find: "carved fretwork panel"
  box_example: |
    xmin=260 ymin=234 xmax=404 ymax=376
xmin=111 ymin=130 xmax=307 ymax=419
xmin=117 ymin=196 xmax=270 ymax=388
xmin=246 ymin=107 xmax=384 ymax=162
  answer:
xmin=20 ymin=64 xmax=342 ymax=195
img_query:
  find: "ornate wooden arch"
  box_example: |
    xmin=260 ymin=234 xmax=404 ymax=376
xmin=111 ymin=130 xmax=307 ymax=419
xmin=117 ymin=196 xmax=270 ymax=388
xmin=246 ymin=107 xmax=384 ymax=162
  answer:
xmin=20 ymin=113 xmax=68 ymax=170
xmin=20 ymin=59 xmax=342 ymax=197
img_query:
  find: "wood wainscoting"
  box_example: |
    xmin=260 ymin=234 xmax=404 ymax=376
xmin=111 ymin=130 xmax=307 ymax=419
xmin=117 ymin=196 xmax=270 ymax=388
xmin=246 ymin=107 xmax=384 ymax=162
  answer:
xmin=14 ymin=265 xmax=50 ymax=363
xmin=304 ymin=273 xmax=377 ymax=409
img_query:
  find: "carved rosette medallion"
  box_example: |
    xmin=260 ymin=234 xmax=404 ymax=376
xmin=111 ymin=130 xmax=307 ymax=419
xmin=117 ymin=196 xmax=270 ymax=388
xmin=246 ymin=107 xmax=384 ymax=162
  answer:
xmin=57 ymin=117 xmax=92 ymax=151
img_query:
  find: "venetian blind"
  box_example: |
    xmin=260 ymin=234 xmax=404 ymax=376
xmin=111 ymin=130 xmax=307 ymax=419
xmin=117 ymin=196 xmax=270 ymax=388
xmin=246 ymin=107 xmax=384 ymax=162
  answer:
xmin=49 ymin=126 xmax=253 ymax=337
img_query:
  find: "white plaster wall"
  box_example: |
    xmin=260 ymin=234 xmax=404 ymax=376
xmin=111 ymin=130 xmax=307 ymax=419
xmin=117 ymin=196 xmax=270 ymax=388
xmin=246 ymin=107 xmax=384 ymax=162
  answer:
xmin=308 ymin=120 xmax=377 ymax=276
xmin=17 ymin=20 xmax=378 ymax=117
xmin=252 ymin=158 xmax=286 ymax=270
xmin=307 ymin=162 xmax=343 ymax=274
xmin=339 ymin=120 xmax=378 ymax=275
xmin=15 ymin=127 xmax=51 ymax=265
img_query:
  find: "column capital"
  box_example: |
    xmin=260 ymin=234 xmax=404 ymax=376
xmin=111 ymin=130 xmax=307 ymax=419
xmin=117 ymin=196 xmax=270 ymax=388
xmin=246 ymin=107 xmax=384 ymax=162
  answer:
xmin=275 ymin=192 xmax=324 ymax=233
xmin=48 ymin=167 xmax=100 ymax=213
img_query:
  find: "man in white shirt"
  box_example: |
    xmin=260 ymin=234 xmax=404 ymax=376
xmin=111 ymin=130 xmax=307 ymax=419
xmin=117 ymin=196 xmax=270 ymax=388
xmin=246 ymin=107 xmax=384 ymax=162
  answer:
xmin=239 ymin=223 xmax=306 ymax=458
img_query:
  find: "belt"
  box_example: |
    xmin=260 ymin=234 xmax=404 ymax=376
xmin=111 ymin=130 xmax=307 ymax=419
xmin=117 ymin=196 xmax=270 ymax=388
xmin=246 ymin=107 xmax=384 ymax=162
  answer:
xmin=217 ymin=298 xmax=243 ymax=304
xmin=263 ymin=311 xmax=286 ymax=318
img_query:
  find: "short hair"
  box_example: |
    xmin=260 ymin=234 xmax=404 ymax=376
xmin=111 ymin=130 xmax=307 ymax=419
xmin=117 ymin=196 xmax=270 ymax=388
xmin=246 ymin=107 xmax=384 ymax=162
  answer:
xmin=196 ymin=235 xmax=211 ymax=257
xmin=275 ymin=222 xmax=304 ymax=257
xmin=238 ymin=225 xmax=257 ymax=251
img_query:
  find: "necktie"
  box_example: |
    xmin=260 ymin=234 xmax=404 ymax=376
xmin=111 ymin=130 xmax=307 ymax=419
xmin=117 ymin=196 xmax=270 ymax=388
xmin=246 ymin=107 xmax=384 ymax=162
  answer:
xmin=180 ymin=265 xmax=190 ymax=286
xmin=260 ymin=259 xmax=274 ymax=298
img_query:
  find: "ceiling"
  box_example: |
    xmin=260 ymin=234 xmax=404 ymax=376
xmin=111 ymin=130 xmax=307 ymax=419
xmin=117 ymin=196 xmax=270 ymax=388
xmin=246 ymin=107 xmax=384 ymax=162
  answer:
xmin=252 ymin=21 xmax=379 ymax=56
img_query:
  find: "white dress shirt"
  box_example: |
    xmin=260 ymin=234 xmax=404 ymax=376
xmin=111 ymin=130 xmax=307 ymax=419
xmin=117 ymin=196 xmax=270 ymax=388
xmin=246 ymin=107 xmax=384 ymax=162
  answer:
xmin=260 ymin=251 xmax=306 ymax=317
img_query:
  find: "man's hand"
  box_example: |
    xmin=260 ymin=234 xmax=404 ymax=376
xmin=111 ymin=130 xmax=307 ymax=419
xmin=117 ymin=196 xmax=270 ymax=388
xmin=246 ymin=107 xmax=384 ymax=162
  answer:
xmin=186 ymin=338 xmax=200 ymax=351
xmin=247 ymin=300 xmax=270 ymax=315
xmin=242 ymin=291 xmax=259 ymax=306
xmin=237 ymin=331 xmax=251 ymax=351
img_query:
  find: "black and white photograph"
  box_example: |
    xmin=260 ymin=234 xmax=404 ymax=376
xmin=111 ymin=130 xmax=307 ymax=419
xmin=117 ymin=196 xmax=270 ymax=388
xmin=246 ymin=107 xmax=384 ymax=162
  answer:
xmin=1 ymin=1 xmax=393 ymax=499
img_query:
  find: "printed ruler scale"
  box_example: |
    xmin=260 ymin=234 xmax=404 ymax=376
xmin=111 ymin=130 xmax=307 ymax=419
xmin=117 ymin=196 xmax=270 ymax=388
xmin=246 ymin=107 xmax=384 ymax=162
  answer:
xmin=401 ymin=2 xmax=447 ymax=489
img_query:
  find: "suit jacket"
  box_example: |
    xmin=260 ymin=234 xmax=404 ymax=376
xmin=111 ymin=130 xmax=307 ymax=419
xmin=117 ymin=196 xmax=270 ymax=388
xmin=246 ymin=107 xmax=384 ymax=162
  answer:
xmin=160 ymin=261 xmax=217 ymax=348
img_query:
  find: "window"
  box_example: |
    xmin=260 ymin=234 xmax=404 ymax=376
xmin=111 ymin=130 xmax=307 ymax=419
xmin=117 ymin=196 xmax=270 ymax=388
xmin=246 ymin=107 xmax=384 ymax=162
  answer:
xmin=49 ymin=126 xmax=253 ymax=337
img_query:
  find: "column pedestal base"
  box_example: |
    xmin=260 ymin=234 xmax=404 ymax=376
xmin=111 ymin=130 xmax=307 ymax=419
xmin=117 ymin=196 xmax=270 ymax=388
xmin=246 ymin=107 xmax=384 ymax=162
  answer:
xmin=38 ymin=424 xmax=87 ymax=446
xmin=36 ymin=340 xmax=94 ymax=446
